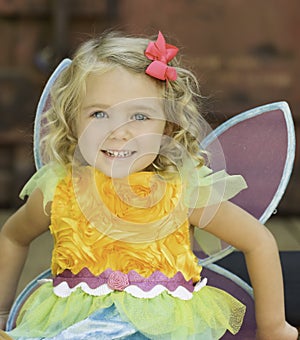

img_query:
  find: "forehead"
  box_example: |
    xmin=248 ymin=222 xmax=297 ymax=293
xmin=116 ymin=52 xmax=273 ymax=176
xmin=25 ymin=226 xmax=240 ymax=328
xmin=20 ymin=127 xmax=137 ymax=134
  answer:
xmin=83 ymin=66 xmax=163 ymax=108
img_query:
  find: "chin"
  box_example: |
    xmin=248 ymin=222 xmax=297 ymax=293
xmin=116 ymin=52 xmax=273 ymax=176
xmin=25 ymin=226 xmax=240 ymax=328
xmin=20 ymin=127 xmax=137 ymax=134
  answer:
xmin=94 ymin=165 xmax=132 ymax=179
xmin=92 ymin=155 xmax=155 ymax=178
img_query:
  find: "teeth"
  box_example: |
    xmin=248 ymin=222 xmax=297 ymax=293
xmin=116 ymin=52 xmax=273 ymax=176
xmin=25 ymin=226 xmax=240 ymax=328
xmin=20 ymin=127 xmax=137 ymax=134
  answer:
xmin=104 ymin=150 xmax=133 ymax=158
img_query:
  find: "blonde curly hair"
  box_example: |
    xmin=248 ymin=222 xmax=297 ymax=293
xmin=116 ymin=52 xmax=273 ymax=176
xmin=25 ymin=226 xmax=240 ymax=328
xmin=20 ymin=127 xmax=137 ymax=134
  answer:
xmin=40 ymin=31 xmax=207 ymax=172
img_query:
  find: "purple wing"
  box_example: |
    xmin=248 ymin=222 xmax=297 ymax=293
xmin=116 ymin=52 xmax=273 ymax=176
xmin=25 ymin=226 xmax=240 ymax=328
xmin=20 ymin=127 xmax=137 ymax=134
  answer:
xmin=204 ymin=101 xmax=295 ymax=223
xmin=195 ymin=102 xmax=295 ymax=264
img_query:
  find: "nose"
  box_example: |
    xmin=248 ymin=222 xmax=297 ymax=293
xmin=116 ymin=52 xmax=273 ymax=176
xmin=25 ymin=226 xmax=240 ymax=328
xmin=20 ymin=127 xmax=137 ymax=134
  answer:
xmin=109 ymin=122 xmax=132 ymax=141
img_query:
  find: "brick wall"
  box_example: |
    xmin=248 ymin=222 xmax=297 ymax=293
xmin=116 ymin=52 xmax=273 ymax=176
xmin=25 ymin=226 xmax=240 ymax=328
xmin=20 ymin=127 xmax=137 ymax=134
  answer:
xmin=0 ymin=0 xmax=113 ymax=207
xmin=0 ymin=0 xmax=299 ymax=214
xmin=117 ymin=0 xmax=300 ymax=214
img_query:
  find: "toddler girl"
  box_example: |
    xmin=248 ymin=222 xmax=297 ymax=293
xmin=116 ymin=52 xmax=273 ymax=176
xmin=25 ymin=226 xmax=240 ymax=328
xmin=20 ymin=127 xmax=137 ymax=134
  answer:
xmin=0 ymin=31 xmax=298 ymax=340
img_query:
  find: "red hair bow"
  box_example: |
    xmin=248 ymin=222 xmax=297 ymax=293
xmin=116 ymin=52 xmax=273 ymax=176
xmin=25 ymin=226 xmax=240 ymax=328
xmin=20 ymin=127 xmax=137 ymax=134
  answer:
xmin=145 ymin=31 xmax=179 ymax=81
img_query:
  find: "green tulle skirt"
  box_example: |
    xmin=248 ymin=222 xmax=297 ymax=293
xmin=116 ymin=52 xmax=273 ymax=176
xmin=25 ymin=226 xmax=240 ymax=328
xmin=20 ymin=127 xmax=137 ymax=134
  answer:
xmin=9 ymin=282 xmax=245 ymax=339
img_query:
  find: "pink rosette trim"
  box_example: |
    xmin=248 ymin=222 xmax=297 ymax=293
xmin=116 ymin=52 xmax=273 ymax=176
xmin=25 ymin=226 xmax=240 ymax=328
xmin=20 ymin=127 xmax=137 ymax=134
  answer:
xmin=107 ymin=271 xmax=130 ymax=291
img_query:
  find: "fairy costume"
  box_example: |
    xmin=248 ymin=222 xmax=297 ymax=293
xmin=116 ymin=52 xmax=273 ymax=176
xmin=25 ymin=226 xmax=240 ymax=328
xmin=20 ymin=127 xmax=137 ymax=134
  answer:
xmin=3 ymin=26 xmax=297 ymax=339
xmin=7 ymin=162 xmax=248 ymax=340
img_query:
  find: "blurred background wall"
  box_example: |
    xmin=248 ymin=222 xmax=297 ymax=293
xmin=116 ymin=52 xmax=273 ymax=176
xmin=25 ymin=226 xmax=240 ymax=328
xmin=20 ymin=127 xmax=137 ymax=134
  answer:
xmin=0 ymin=0 xmax=299 ymax=215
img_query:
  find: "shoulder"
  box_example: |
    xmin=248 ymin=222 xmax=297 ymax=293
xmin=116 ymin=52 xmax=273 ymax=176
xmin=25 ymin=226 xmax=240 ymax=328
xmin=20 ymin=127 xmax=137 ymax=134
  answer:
xmin=183 ymin=165 xmax=247 ymax=209
xmin=20 ymin=163 xmax=69 ymax=209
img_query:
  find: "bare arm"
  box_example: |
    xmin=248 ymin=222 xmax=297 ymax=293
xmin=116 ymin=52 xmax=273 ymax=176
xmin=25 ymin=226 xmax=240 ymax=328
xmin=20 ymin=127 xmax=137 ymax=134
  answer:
xmin=189 ymin=201 xmax=298 ymax=340
xmin=0 ymin=189 xmax=50 ymax=330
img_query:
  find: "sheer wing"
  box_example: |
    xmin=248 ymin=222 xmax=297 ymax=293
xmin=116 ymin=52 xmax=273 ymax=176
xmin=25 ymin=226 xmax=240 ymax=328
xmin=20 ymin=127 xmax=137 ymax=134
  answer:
xmin=195 ymin=102 xmax=296 ymax=265
xmin=33 ymin=59 xmax=72 ymax=169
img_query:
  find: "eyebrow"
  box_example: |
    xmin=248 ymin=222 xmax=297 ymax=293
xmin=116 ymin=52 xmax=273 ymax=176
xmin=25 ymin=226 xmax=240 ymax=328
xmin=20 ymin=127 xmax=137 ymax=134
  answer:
xmin=126 ymin=103 xmax=160 ymax=112
xmin=82 ymin=103 xmax=110 ymax=111
xmin=83 ymin=102 xmax=163 ymax=113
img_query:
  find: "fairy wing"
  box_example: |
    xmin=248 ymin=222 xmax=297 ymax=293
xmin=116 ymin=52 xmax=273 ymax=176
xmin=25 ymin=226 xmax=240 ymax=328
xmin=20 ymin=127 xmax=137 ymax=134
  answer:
xmin=33 ymin=61 xmax=296 ymax=263
xmin=33 ymin=58 xmax=72 ymax=169
xmin=195 ymin=101 xmax=296 ymax=265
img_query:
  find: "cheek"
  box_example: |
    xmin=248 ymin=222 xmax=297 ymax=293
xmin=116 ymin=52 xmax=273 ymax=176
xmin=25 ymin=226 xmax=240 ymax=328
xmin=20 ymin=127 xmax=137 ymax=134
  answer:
xmin=136 ymin=121 xmax=166 ymax=148
xmin=78 ymin=120 xmax=110 ymax=146
xmin=134 ymin=132 xmax=164 ymax=153
xmin=77 ymin=124 xmax=107 ymax=162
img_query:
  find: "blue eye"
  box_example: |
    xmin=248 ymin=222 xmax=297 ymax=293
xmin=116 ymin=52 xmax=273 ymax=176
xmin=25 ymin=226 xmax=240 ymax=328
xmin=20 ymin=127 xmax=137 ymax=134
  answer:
xmin=92 ymin=111 xmax=108 ymax=119
xmin=132 ymin=113 xmax=149 ymax=121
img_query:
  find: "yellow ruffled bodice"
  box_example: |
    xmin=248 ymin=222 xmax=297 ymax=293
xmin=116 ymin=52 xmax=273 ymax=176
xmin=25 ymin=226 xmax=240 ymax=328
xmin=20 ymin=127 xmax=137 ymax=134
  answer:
xmin=50 ymin=167 xmax=202 ymax=282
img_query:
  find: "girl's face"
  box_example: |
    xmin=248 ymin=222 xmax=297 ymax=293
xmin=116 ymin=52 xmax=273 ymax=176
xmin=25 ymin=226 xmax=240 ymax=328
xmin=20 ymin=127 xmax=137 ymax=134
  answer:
xmin=76 ymin=67 xmax=166 ymax=178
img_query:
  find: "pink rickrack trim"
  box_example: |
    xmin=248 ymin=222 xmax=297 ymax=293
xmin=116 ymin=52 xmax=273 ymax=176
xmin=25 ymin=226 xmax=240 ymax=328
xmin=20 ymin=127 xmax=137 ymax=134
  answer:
xmin=52 ymin=268 xmax=207 ymax=300
xmin=53 ymin=268 xmax=194 ymax=292
xmin=145 ymin=31 xmax=178 ymax=81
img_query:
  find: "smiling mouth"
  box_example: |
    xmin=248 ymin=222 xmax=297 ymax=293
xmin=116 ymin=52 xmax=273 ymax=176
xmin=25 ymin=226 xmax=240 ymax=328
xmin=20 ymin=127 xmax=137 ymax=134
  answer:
xmin=102 ymin=149 xmax=136 ymax=158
